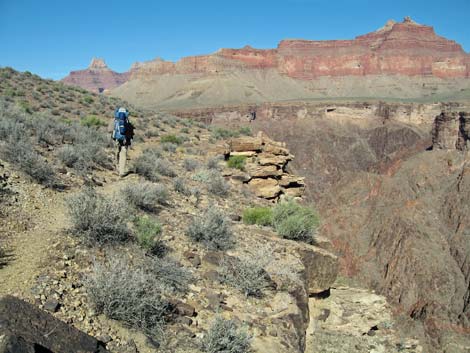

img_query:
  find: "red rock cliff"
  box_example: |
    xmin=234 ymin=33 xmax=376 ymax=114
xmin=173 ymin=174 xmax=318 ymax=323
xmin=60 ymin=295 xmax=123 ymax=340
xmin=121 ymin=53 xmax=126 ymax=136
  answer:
xmin=62 ymin=17 xmax=470 ymax=91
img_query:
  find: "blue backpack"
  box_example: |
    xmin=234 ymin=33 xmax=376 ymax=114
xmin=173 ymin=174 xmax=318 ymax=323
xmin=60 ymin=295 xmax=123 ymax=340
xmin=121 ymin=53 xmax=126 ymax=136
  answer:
xmin=113 ymin=108 xmax=129 ymax=141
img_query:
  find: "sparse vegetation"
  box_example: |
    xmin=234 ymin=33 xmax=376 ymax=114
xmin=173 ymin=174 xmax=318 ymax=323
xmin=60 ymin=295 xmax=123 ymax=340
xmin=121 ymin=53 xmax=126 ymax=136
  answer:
xmin=160 ymin=134 xmax=183 ymax=145
xmin=206 ymin=171 xmax=230 ymax=196
xmin=174 ymin=177 xmax=191 ymax=196
xmin=186 ymin=207 xmax=234 ymax=250
xmin=86 ymin=256 xmax=171 ymax=339
xmin=220 ymin=251 xmax=272 ymax=297
xmin=183 ymin=158 xmax=199 ymax=171
xmin=242 ymin=206 xmax=273 ymax=226
xmin=66 ymin=188 xmax=131 ymax=245
xmin=133 ymin=216 xmax=165 ymax=256
xmin=207 ymin=156 xmax=221 ymax=170
xmin=80 ymin=115 xmax=106 ymax=128
xmin=272 ymin=199 xmax=319 ymax=243
xmin=134 ymin=148 xmax=176 ymax=180
xmin=227 ymin=155 xmax=247 ymax=171
xmin=122 ymin=182 xmax=169 ymax=211
xmin=201 ymin=316 xmax=252 ymax=353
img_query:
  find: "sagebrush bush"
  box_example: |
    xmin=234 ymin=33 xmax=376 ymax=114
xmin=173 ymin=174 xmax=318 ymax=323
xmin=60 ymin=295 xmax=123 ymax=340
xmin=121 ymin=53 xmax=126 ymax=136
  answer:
xmin=161 ymin=142 xmax=177 ymax=153
xmin=1 ymin=138 xmax=56 ymax=186
xmin=148 ymin=256 xmax=192 ymax=294
xmin=242 ymin=207 xmax=273 ymax=226
xmin=201 ymin=316 xmax=251 ymax=353
xmin=173 ymin=177 xmax=191 ymax=196
xmin=183 ymin=158 xmax=199 ymax=171
xmin=134 ymin=148 xmax=175 ymax=180
xmin=220 ymin=251 xmax=272 ymax=297
xmin=80 ymin=115 xmax=106 ymax=128
xmin=133 ymin=216 xmax=165 ymax=256
xmin=160 ymin=134 xmax=183 ymax=145
xmin=186 ymin=207 xmax=234 ymax=250
xmin=86 ymin=256 xmax=170 ymax=338
xmin=66 ymin=187 xmax=131 ymax=244
xmin=227 ymin=155 xmax=247 ymax=171
xmin=206 ymin=156 xmax=221 ymax=170
xmin=206 ymin=172 xmax=230 ymax=196
xmin=272 ymin=199 xmax=319 ymax=243
xmin=122 ymin=182 xmax=169 ymax=211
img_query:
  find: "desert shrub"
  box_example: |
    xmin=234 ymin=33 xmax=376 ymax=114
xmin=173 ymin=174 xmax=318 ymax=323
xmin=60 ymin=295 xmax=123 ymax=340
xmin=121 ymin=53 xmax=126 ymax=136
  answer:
xmin=220 ymin=251 xmax=272 ymax=297
xmin=242 ymin=207 xmax=273 ymax=226
xmin=122 ymin=182 xmax=169 ymax=211
xmin=66 ymin=187 xmax=131 ymax=244
xmin=180 ymin=127 xmax=189 ymax=134
xmin=211 ymin=127 xmax=238 ymax=140
xmin=161 ymin=142 xmax=177 ymax=153
xmin=206 ymin=156 xmax=221 ymax=170
xmin=81 ymin=115 xmax=106 ymax=128
xmin=206 ymin=172 xmax=230 ymax=196
xmin=191 ymin=170 xmax=211 ymax=183
xmin=183 ymin=158 xmax=199 ymax=171
xmin=238 ymin=126 xmax=252 ymax=136
xmin=134 ymin=147 xmax=176 ymax=179
xmin=133 ymin=216 xmax=165 ymax=256
xmin=186 ymin=207 xmax=234 ymax=250
xmin=227 ymin=155 xmax=247 ymax=171
xmin=160 ymin=134 xmax=182 ymax=145
xmin=174 ymin=177 xmax=191 ymax=196
xmin=1 ymin=138 xmax=56 ymax=186
xmin=147 ymin=256 xmax=192 ymax=294
xmin=86 ymin=256 xmax=170 ymax=338
xmin=201 ymin=316 xmax=251 ymax=353
xmin=83 ymin=96 xmax=94 ymax=104
xmin=272 ymin=199 xmax=319 ymax=243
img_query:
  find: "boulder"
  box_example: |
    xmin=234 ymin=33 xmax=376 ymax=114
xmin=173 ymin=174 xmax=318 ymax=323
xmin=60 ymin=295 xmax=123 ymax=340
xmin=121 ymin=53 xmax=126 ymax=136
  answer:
xmin=279 ymin=174 xmax=306 ymax=187
xmin=245 ymin=164 xmax=281 ymax=178
xmin=248 ymin=178 xmax=281 ymax=199
xmin=258 ymin=154 xmax=292 ymax=166
xmin=230 ymin=151 xmax=257 ymax=157
xmin=296 ymin=245 xmax=338 ymax=295
xmin=230 ymin=136 xmax=263 ymax=152
xmin=0 ymin=295 xmax=107 ymax=353
xmin=283 ymin=187 xmax=305 ymax=198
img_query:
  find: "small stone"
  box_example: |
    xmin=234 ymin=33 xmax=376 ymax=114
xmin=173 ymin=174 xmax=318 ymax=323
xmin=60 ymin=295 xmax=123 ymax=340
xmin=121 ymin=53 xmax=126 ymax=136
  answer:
xmin=43 ymin=299 xmax=60 ymax=313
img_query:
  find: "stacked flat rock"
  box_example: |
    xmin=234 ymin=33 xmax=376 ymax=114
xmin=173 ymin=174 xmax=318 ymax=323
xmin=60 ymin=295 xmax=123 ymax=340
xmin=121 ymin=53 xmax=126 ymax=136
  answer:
xmin=220 ymin=131 xmax=305 ymax=199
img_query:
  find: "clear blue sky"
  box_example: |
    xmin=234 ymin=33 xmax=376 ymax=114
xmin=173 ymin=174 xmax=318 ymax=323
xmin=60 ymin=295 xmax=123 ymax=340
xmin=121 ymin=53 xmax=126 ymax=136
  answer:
xmin=1 ymin=0 xmax=469 ymax=80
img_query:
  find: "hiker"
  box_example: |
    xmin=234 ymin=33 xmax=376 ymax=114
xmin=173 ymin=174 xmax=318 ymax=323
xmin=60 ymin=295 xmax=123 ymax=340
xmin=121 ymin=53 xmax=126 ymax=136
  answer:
xmin=109 ymin=107 xmax=134 ymax=177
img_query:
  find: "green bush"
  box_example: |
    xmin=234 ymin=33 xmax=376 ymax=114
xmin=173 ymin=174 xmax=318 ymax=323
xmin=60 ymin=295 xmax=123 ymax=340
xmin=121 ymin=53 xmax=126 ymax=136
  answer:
xmin=272 ymin=199 xmax=319 ymax=243
xmin=186 ymin=207 xmax=234 ymax=250
xmin=160 ymin=134 xmax=183 ymax=145
xmin=227 ymin=155 xmax=247 ymax=171
xmin=201 ymin=316 xmax=251 ymax=353
xmin=66 ymin=188 xmax=131 ymax=245
xmin=81 ymin=115 xmax=106 ymax=128
xmin=242 ymin=207 xmax=273 ymax=226
xmin=238 ymin=126 xmax=252 ymax=136
xmin=83 ymin=96 xmax=94 ymax=104
xmin=133 ymin=216 xmax=164 ymax=256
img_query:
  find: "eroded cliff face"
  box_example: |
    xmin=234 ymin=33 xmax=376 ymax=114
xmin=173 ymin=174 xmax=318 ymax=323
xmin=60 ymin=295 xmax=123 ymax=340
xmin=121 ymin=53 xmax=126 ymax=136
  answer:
xmin=61 ymin=58 xmax=129 ymax=93
xmin=173 ymin=102 xmax=470 ymax=351
xmin=127 ymin=18 xmax=469 ymax=80
xmin=63 ymin=18 xmax=470 ymax=96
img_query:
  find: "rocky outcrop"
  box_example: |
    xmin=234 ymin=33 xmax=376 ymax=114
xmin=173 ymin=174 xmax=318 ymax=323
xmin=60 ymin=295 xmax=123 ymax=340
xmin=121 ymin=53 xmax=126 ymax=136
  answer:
xmin=220 ymin=132 xmax=305 ymax=199
xmin=0 ymin=295 xmax=107 ymax=353
xmin=432 ymin=111 xmax=470 ymax=150
xmin=61 ymin=58 xmax=129 ymax=93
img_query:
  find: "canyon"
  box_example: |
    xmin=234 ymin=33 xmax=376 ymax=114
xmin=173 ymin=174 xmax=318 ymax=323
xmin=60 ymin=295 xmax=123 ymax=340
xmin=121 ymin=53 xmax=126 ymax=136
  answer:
xmin=62 ymin=18 xmax=470 ymax=108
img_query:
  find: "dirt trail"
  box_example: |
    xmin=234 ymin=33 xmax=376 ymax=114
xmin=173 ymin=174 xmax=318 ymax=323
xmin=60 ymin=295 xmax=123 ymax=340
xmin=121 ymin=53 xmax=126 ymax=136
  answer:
xmin=0 ymin=144 xmax=143 ymax=299
xmin=0 ymin=191 xmax=68 ymax=298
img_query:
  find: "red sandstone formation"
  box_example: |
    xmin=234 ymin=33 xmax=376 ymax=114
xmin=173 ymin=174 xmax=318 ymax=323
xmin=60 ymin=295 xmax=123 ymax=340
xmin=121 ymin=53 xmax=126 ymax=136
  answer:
xmin=61 ymin=58 xmax=129 ymax=93
xmin=62 ymin=17 xmax=470 ymax=91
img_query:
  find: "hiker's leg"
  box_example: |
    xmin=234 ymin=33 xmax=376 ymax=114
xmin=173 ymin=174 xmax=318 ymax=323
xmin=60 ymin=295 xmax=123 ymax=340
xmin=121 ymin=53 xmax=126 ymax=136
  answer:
xmin=118 ymin=144 xmax=128 ymax=177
